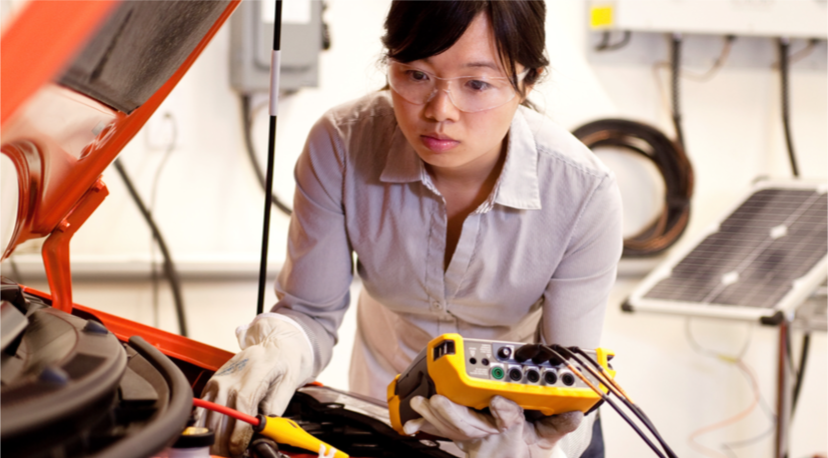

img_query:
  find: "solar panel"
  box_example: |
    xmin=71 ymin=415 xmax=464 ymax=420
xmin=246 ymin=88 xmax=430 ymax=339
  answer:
xmin=625 ymin=180 xmax=828 ymax=323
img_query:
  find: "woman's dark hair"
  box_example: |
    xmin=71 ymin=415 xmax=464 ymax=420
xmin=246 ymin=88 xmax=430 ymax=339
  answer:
xmin=382 ymin=1 xmax=548 ymax=98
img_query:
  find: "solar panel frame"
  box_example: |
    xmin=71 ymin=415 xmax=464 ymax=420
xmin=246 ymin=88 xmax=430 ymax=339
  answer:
xmin=625 ymin=180 xmax=828 ymax=323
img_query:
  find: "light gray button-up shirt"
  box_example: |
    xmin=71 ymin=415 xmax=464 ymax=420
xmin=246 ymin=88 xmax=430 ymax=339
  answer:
xmin=274 ymin=91 xmax=623 ymax=379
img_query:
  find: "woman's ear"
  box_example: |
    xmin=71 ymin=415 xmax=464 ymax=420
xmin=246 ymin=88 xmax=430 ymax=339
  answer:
xmin=520 ymin=68 xmax=543 ymax=102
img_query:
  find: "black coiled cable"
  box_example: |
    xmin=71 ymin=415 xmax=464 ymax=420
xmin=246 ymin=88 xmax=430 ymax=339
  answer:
xmin=572 ymin=119 xmax=694 ymax=257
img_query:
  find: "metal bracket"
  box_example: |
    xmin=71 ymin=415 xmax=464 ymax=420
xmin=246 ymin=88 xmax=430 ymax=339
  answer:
xmin=41 ymin=180 xmax=109 ymax=312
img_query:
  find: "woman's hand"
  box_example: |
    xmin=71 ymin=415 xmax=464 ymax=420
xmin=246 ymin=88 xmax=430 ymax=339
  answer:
xmin=196 ymin=314 xmax=314 ymax=457
xmin=405 ymin=395 xmax=583 ymax=458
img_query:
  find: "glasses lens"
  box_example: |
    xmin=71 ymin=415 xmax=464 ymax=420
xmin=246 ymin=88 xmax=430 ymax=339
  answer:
xmin=388 ymin=62 xmax=518 ymax=112
xmin=452 ymin=76 xmax=516 ymax=112
xmin=388 ymin=62 xmax=434 ymax=105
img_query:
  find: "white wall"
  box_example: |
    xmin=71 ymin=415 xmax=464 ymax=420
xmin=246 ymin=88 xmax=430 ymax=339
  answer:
xmin=5 ymin=1 xmax=826 ymax=457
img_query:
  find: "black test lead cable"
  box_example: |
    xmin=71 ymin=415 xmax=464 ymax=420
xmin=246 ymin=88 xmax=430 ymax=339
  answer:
xmin=257 ymin=0 xmax=283 ymax=316
xmin=548 ymin=345 xmax=679 ymax=458
xmin=567 ymin=346 xmax=678 ymax=458
xmin=541 ymin=346 xmax=666 ymax=457
xmin=540 ymin=346 xmax=670 ymax=458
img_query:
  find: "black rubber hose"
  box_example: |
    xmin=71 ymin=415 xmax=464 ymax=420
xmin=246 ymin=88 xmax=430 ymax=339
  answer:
xmin=778 ymin=38 xmax=800 ymax=177
xmin=113 ymin=159 xmax=188 ymax=337
xmin=91 ymin=336 xmax=194 ymax=458
xmin=250 ymin=437 xmax=283 ymax=458
xmin=241 ymin=95 xmax=292 ymax=216
xmin=670 ymin=33 xmax=685 ymax=151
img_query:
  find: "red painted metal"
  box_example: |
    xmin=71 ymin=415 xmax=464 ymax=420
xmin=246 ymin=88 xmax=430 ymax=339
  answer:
xmin=73 ymin=301 xmax=236 ymax=372
xmin=20 ymin=285 xmax=234 ymax=372
xmin=1 ymin=0 xmax=242 ymax=319
xmin=41 ymin=180 xmax=109 ymax=312
xmin=0 ymin=0 xmax=118 ymax=125
xmin=1 ymin=5 xmax=391 ymax=456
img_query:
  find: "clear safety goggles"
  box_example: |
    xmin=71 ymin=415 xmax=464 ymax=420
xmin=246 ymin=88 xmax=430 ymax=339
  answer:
xmin=387 ymin=61 xmax=528 ymax=113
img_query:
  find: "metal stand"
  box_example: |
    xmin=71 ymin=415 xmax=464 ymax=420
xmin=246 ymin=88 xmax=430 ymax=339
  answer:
xmin=775 ymin=317 xmax=792 ymax=458
xmin=774 ymin=290 xmax=826 ymax=458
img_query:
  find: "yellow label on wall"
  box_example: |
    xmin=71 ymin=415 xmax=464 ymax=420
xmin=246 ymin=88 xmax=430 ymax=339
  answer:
xmin=590 ymin=5 xmax=614 ymax=29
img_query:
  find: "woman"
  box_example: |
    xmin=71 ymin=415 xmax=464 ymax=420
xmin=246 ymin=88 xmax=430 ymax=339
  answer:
xmin=201 ymin=2 xmax=623 ymax=457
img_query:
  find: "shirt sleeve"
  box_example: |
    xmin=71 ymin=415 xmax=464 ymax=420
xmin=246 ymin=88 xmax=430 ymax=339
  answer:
xmin=271 ymin=114 xmax=353 ymax=377
xmin=540 ymin=174 xmax=624 ymax=349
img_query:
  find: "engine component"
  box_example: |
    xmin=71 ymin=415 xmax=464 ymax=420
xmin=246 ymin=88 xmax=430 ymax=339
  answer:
xmin=155 ymin=427 xmax=216 ymax=458
xmin=0 ymin=280 xmax=193 ymax=458
xmin=281 ymin=385 xmax=455 ymax=457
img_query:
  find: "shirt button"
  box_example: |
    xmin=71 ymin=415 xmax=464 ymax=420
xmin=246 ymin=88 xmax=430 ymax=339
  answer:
xmin=432 ymin=301 xmax=444 ymax=311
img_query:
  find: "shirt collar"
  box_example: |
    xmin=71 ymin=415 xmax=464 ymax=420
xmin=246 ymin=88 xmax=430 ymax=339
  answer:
xmin=379 ymin=107 xmax=542 ymax=211
xmin=492 ymin=107 xmax=541 ymax=210
xmin=380 ymin=125 xmax=423 ymax=183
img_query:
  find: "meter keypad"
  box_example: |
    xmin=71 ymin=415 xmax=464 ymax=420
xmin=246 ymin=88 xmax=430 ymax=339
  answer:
xmin=463 ymin=339 xmax=600 ymax=388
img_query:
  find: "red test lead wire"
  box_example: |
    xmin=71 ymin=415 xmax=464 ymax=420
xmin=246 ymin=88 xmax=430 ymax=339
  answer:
xmin=192 ymin=398 xmax=261 ymax=427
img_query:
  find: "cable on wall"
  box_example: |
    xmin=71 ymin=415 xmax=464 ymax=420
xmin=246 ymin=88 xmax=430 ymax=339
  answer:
xmin=595 ymin=30 xmax=632 ymax=52
xmin=670 ymin=33 xmax=685 ymax=151
xmin=572 ymin=119 xmax=694 ymax=257
xmin=113 ymin=159 xmax=188 ymax=337
xmin=689 ymin=35 xmax=736 ymax=82
xmin=777 ymin=39 xmax=813 ymax=429
xmin=241 ymin=94 xmax=292 ymax=216
xmin=788 ymin=38 xmax=819 ymax=65
xmin=147 ymin=112 xmax=177 ymax=328
xmin=777 ymin=37 xmax=799 ymax=178
xmin=655 ymin=35 xmax=735 ymax=83
xmin=651 ymin=34 xmax=736 ymax=126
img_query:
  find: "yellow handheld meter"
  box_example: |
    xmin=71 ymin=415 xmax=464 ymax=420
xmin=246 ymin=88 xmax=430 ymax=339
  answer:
xmin=387 ymin=333 xmax=615 ymax=435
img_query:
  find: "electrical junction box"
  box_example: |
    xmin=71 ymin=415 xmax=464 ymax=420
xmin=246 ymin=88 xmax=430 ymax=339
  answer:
xmin=589 ymin=0 xmax=827 ymax=39
xmin=230 ymin=0 xmax=323 ymax=94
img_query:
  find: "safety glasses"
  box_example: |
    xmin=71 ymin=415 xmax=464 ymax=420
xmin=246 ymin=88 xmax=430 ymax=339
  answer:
xmin=387 ymin=61 xmax=528 ymax=113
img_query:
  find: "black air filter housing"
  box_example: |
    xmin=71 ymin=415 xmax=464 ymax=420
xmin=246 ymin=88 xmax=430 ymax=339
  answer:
xmin=0 ymin=280 xmax=192 ymax=458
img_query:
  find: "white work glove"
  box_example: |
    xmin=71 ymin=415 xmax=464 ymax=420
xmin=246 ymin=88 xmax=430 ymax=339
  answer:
xmin=197 ymin=313 xmax=315 ymax=457
xmin=404 ymin=395 xmax=583 ymax=458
